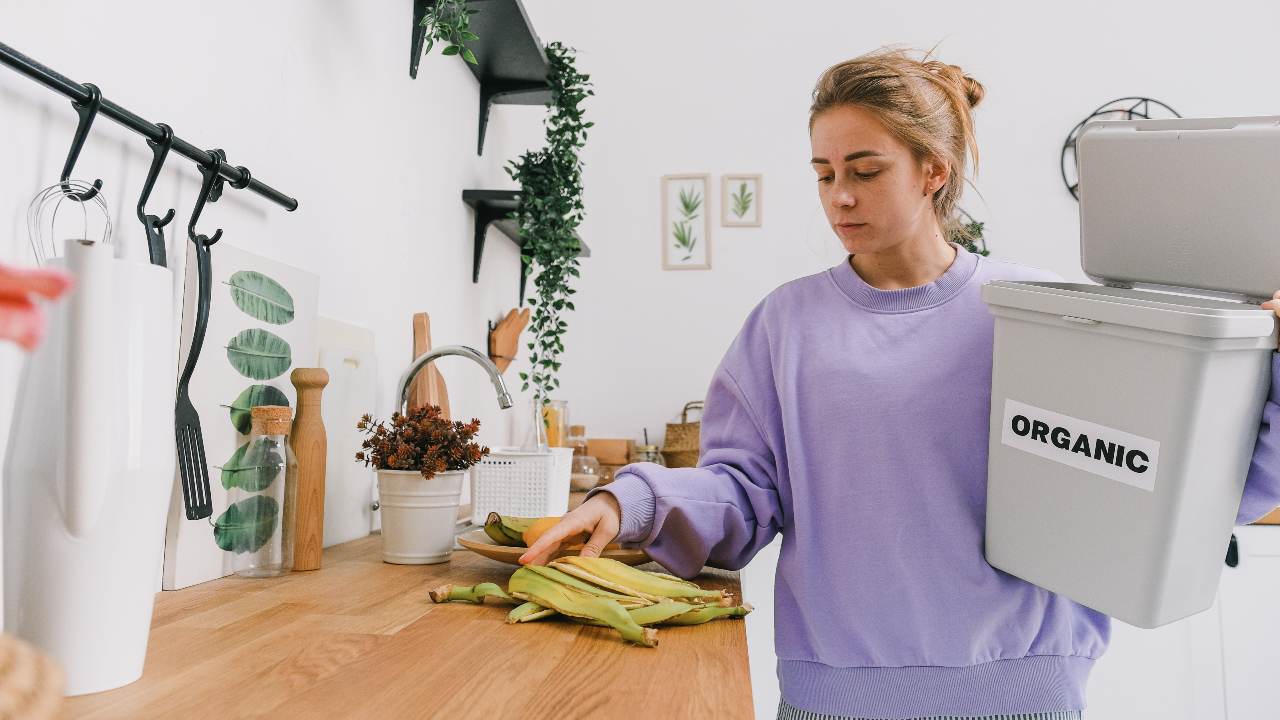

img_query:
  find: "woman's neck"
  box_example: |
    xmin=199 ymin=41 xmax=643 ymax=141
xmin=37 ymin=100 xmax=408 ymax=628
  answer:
xmin=849 ymin=233 xmax=957 ymax=290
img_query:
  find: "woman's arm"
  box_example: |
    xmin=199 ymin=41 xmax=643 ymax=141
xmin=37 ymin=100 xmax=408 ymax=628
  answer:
xmin=586 ymin=360 xmax=784 ymax=579
xmin=1236 ymin=351 xmax=1280 ymax=525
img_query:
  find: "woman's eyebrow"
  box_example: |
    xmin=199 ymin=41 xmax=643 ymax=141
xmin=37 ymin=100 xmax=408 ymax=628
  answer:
xmin=810 ymin=150 xmax=884 ymax=165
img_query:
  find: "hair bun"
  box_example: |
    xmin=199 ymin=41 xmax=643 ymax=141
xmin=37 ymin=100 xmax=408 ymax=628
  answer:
xmin=944 ymin=63 xmax=985 ymax=109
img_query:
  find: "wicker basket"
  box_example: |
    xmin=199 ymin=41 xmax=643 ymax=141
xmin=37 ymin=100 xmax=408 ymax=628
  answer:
xmin=470 ymin=447 xmax=575 ymax=524
xmin=661 ymin=401 xmax=704 ymax=468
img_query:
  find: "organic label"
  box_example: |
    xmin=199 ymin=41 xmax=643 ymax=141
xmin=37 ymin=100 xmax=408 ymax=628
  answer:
xmin=1000 ymin=399 xmax=1160 ymax=492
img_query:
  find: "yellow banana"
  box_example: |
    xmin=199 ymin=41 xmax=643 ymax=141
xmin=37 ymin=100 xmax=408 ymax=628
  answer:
xmin=550 ymin=556 xmax=725 ymax=602
xmin=508 ymin=567 xmax=658 ymax=647
xmin=428 ymin=582 xmax=516 ymax=604
xmin=522 ymin=564 xmax=652 ymax=608
xmin=506 ymin=601 xmax=556 ymax=623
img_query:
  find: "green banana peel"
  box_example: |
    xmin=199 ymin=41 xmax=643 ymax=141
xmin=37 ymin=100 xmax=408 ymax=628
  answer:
xmin=509 ymin=567 xmax=658 ymax=647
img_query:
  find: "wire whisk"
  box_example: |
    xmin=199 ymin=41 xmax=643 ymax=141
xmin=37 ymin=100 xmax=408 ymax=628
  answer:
xmin=27 ymin=180 xmax=113 ymax=266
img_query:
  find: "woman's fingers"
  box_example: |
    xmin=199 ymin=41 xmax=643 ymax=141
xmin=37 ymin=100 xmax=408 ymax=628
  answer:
xmin=0 ymin=297 xmax=41 ymax=350
xmin=579 ymin=519 xmax=617 ymax=558
xmin=519 ymin=512 xmax=591 ymax=566
xmin=0 ymin=264 xmax=73 ymax=301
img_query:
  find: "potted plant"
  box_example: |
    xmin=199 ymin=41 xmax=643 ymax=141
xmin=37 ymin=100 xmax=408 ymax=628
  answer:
xmin=355 ymin=405 xmax=490 ymax=564
xmin=505 ymin=41 xmax=593 ymax=447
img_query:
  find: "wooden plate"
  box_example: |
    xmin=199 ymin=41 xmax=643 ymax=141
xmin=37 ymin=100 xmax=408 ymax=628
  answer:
xmin=455 ymin=528 xmax=651 ymax=566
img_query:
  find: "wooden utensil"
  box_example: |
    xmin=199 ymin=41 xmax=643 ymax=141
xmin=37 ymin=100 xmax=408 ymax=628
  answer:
xmin=290 ymin=368 xmax=329 ymax=571
xmin=455 ymin=528 xmax=650 ymax=567
xmin=487 ymin=307 xmax=529 ymax=374
xmin=409 ymin=312 xmax=450 ymax=419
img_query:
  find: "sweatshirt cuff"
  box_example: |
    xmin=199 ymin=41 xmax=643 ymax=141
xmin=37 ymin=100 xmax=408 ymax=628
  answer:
xmin=585 ymin=471 xmax=656 ymax=544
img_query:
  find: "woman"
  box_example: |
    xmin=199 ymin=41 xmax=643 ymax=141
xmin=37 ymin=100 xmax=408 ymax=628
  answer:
xmin=519 ymin=46 xmax=1280 ymax=719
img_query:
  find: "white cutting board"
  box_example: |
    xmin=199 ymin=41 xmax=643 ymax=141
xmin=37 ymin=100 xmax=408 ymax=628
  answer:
xmin=316 ymin=317 xmax=378 ymax=546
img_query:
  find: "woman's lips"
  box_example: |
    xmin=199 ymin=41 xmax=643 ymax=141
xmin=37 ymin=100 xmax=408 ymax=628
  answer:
xmin=837 ymin=223 xmax=867 ymax=229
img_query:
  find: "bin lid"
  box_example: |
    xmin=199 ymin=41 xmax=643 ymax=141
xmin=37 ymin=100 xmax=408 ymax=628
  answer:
xmin=982 ymin=280 xmax=1278 ymax=340
xmin=1076 ymin=115 xmax=1280 ymax=302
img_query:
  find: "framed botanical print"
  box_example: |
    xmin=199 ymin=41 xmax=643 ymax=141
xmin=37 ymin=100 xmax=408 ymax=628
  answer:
xmin=661 ymin=174 xmax=711 ymax=270
xmin=722 ymin=174 xmax=762 ymax=227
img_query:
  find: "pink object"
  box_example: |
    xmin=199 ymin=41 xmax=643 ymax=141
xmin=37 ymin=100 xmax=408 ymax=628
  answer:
xmin=0 ymin=262 xmax=74 ymax=351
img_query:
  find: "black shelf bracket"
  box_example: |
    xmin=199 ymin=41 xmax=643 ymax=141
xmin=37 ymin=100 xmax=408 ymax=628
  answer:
xmin=478 ymin=79 xmax=548 ymax=155
xmin=462 ymin=189 xmax=589 ymax=305
xmin=409 ymin=0 xmax=552 ymax=156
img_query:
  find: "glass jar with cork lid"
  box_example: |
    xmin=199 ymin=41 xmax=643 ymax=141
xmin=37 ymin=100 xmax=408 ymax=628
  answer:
xmin=215 ymin=405 xmax=297 ymax=577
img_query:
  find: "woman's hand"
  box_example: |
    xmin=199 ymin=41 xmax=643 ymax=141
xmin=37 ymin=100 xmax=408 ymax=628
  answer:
xmin=0 ymin=263 xmax=73 ymax=351
xmin=518 ymin=492 xmax=622 ymax=566
xmin=1264 ymin=291 xmax=1280 ymax=349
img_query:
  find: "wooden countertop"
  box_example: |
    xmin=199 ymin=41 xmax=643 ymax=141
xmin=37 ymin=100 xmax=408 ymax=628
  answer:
xmin=62 ymin=534 xmax=752 ymax=719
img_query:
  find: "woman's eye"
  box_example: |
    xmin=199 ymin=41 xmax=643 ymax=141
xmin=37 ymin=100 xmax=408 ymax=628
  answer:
xmin=817 ymin=176 xmax=833 ymax=184
xmin=855 ymin=171 xmax=880 ymax=180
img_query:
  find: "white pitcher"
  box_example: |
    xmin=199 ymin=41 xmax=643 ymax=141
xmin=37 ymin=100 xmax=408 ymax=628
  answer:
xmin=3 ymin=239 xmax=176 ymax=696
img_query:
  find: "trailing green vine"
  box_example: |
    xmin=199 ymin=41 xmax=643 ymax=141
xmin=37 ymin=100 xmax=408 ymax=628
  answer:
xmin=505 ymin=42 xmax=593 ymax=406
xmin=419 ymin=0 xmax=480 ymax=65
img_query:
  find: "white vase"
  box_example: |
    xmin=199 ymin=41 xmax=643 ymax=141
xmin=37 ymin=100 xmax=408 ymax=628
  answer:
xmin=3 ymin=241 xmax=176 ymax=696
xmin=376 ymin=469 xmax=465 ymax=564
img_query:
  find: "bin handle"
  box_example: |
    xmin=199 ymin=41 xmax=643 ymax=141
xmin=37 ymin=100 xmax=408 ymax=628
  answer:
xmin=681 ymin=401 xmax=704 ymax=423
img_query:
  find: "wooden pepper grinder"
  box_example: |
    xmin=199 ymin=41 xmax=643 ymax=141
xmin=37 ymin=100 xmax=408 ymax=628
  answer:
xmin=289 ymin=368 xmax=329 ymax=571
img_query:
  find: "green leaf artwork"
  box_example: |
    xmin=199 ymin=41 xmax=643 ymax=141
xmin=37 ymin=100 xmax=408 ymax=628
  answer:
xmin=678 ymin=186 xmax=702 ymax=218
xmin=213 ymin=494 xmax=280 ymax=554
xmin=219 ymin=440 xmax=283 ymax=491
xmin=226 ymin=384 xmax=291 ymax=434
xmin=672 ymin=185 xmax=702 ymax=261
xmin=731 ymin=182 xmax=753 ymax=219
xmin=227 ymin=270 xmax=295 ymax=325
xmin=672 ymin=220 xmax=697 ymax=261
xmin=226 ymin=328 xmax=292 ymax=380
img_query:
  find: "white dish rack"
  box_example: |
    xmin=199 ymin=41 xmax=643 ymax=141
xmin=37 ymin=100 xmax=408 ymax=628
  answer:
xmin=467 ymin=447 xmax=575 ymax=526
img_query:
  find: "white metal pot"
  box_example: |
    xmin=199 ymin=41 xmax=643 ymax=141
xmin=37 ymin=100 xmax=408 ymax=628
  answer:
xmin=376 ymin=469 xmax=465 ymax=564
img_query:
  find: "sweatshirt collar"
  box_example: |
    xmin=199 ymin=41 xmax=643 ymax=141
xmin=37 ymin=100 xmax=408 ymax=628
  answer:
xmin=828 ymin=241 xmax=978 ymax=313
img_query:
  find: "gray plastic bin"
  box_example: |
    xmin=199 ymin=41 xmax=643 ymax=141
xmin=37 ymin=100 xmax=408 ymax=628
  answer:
xmin=982 ymin=116 xmax=1280 ymax=628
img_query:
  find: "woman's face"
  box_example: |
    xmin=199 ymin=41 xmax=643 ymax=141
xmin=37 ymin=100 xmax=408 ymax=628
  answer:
xmin=810 ymin=104 xmax=946 ymax=255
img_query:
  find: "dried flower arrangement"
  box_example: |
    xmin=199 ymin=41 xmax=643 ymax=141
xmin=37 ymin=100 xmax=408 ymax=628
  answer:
xmin=355 ymin=405 xmax=491 ymax=479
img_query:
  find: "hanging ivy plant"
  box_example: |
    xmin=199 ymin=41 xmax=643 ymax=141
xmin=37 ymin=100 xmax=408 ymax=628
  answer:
xmin=419 ymin=0 xmax=480 ymax=65
xmin=505 ymin=42 xmax=593 ymax=406
xmin=949 ymin=209 xmax=990 ymax=256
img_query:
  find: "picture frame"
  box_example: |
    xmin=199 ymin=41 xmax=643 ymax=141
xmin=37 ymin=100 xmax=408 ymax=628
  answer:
xmin=722 ymin=174 xmax=762 ymax=227
xmin=661 ymin=173 xmax=711 ymax=270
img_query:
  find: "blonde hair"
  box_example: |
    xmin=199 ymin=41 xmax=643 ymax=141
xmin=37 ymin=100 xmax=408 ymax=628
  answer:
xmin=809 ymin=44 xmax=985 ymax=243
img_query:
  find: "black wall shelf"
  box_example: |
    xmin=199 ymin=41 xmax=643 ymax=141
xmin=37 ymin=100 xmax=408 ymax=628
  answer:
xmin=411 ymin=0 xmax=552 ymax=155
xmin=463 ymin=189 xmax=590 ymax=305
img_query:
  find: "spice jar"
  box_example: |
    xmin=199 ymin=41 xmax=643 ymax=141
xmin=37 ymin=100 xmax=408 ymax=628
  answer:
xmin=216 ymin=405 xmax=297 ymax=577
xmin=631 ymin=443 xmax=666 ymax=466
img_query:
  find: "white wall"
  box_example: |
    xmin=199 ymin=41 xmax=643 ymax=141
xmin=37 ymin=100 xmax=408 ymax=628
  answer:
xmin=2 ymin=2 xmax=1279 ymax=718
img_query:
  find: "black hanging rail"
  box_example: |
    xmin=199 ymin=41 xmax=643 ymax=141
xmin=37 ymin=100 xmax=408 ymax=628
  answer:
xmin=0 ymin=40 xmax=298 ymax=212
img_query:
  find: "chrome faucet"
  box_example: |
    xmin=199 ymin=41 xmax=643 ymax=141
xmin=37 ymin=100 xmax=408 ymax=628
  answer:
xmin=394 ymin=344 xmax=514 ymax=414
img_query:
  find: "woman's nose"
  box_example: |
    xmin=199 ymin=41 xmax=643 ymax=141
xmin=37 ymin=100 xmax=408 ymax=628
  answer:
xmin=831 ymin=182 xmax=856 ymax=208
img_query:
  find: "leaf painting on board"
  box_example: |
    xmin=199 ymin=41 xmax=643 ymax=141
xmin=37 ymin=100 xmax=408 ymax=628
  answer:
xmin=218 ymin=440 xmax=284 ymax=492
xmin=212 ymin=494 xmax=280 ymax=553
xmin=226 ymin=384 xmax=291 ymax=434
xmin=672 ymin=186 xmax=702 ymax=261
xmin=226 ymin=328 xmax=292 ymax=380
xmin=731 ymin=182 xmax=753 ymax=218
xmin=227 ymin=270 xmax=296 ymax=324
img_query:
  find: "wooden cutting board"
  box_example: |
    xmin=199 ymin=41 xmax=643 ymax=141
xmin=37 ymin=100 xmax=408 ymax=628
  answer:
xmin=409 ymin=312 xmax=450 ymax=420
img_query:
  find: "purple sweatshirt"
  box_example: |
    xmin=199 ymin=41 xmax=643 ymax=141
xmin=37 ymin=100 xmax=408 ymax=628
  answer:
xmin=587 ymin=242 xmax=1280 ymax=718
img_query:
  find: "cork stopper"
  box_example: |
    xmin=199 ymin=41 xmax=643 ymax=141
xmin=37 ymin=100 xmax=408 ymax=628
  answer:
xmin=250 ymin=405 xmax=293 ymax=435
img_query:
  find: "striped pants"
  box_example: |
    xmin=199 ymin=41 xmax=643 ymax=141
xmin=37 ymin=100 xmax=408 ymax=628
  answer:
xmin=777 ymin=698 xmax=1083 ymax=720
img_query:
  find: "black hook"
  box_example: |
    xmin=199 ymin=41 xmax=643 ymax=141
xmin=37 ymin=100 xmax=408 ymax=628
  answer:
xmin=189 ymin=148 xmax=226 ymax=246
xmin=137 ymin=122 xmax=176 ymax=228
xmin=60 ymin=82 xmax=105 ymax=201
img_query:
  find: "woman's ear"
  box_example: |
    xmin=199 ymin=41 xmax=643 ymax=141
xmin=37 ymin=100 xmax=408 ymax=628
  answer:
xmin=922 ymin=158 xmax=950 ymax=196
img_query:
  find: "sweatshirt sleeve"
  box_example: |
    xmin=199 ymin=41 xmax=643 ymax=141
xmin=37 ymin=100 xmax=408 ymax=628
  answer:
xmin=584 ymin=339 xmax=784 ymax=578
xmin=1235 ymin=352 xmax=1280 ymax=525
